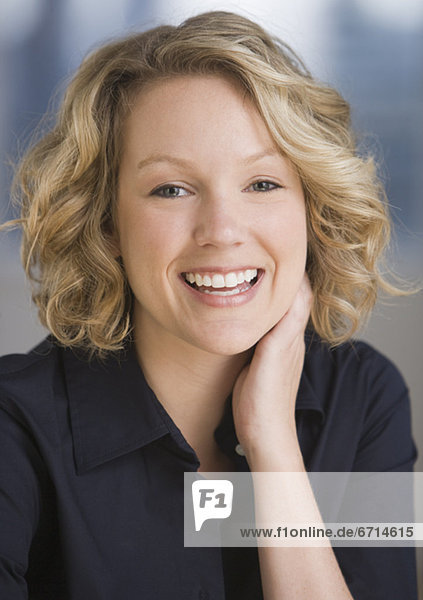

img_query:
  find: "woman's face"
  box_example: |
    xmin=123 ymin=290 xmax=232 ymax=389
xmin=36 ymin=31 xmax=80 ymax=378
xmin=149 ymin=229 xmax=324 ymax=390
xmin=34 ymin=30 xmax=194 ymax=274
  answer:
xmin=116 ymin=75 xmax=307 ymax=356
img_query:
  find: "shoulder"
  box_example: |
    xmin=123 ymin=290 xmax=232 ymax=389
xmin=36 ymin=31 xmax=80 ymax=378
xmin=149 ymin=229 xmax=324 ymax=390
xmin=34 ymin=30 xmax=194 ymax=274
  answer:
xmin=0 ymin=337 xmax=62 ymax=426
xmin=0 ymin=337 xmax=60 ymax=387
xmin=304 ymin=332 xmax=408 ymax=407
xmin=305 ymin=330 xmax=402 ymax=371
xmin=303 ymin=332 xmax=416 ymax=471
xmin=0 ymin=337 xmax=59 ymax=373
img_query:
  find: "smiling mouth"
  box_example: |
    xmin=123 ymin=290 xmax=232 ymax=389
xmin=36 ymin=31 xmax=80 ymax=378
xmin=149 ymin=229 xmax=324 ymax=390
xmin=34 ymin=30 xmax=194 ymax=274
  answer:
xmin=181 ymin=269 xmax=262 ymax=296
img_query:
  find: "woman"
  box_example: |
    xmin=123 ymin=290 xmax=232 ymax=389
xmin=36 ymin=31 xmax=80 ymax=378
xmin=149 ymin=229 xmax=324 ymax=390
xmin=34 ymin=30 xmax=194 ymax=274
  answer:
xmin=0 ymin=10 xmax=417 ymax=599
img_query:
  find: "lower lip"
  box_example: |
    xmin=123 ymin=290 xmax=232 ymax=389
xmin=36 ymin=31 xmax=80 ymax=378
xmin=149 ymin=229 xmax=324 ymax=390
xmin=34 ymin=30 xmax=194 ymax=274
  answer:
xmin=179 ymin=271 xmax=264 ymax=307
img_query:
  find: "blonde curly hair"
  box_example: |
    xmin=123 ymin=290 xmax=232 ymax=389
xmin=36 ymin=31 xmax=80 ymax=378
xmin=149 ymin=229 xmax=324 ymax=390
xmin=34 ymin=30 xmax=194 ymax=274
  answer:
xmin=5 ymin=10 xmax=404 ymax=355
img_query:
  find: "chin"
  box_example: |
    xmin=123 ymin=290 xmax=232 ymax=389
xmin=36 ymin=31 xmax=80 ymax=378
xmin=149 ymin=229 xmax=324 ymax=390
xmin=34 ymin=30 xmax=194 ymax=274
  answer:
xmin=203 ymin=340 xmax=255 ymax=357
xmin=189 ymin=323 xmax=268 ymax=357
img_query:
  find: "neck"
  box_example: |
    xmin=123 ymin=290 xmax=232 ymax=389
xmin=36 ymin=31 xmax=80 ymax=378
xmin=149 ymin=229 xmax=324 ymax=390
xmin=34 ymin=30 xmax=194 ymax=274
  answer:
xmin=133 ymin=311 xmax=252 ymax=453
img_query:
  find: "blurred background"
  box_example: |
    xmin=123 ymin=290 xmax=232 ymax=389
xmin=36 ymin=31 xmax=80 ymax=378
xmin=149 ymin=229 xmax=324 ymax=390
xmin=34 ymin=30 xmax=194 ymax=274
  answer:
xmin=0 ymin=0 xmax=422 ymax=592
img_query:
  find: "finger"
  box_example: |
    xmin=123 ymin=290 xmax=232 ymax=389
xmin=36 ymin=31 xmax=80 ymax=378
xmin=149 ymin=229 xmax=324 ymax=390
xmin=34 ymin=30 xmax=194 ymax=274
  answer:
xmin=265 ymin=273 xmax=312 ymax=347
xmin=288 ymin=273 xmax=313 ymax=329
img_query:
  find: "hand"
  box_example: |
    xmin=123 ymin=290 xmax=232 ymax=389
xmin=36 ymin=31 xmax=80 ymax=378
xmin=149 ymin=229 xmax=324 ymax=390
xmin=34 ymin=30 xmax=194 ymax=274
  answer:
xmin=232 ymin=273 xmax=313 ymax=463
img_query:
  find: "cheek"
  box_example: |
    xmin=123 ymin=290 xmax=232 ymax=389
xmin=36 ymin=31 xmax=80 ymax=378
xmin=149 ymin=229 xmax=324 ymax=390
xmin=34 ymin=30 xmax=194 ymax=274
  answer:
xmin=263 ymin=205 xmax=308 ymax=260
xmin=117 ymin=208 xmax=185 ymax=291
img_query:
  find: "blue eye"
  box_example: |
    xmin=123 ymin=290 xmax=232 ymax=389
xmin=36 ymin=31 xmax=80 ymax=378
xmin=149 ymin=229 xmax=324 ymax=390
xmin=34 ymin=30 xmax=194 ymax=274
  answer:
xmin=249 ymin=180 xmax=281 ymax=192
xmin=151 ymin=185 xmax=190 ymax=198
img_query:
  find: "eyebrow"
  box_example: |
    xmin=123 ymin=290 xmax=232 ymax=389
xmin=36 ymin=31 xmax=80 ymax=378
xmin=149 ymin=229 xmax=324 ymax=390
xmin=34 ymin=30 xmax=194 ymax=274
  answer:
xmin=136 ymin=148 xmax=281 ymax=171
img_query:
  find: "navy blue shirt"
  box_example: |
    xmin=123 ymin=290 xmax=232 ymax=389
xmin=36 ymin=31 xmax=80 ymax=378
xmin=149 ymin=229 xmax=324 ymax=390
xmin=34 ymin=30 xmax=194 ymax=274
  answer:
xmin=0 ymin=334 xmax=418 ymax=599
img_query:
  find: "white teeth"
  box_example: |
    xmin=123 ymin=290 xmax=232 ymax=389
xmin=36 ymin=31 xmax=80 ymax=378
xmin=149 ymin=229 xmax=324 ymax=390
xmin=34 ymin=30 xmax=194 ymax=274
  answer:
xmin=211 ymin=274 xmax=225 ymax=288
xmin=203 ymin=287 xmax=243 ymax=296
xmin=224 ymin=272 xmax=238 ymax=288
xmin=184 ymin=268 xmax=258 ymax=289
xmin=246 ymin=269 xmax=258 ymax=282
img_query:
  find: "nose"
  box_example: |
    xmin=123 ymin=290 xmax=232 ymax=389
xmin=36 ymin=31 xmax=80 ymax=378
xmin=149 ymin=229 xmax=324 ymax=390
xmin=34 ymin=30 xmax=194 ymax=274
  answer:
xmin=193 ymin=192 xmax=246 ymax=248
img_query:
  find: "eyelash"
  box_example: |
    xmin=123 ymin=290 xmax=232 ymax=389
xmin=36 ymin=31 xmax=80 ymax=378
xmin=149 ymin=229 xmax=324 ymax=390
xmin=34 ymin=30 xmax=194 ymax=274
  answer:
xmin=247 ymin=180 xmax=281 ymax=193
xmin=151 ymin=185 xmax=190 ymax=198
xmin=150 ymin=180 xmax=282 ymax=198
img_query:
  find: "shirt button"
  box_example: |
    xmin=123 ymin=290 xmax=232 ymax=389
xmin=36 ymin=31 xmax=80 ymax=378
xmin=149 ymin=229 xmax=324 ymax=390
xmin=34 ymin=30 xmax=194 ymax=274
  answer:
xmin=235 ymin=443 xmax=245 ymax=456
xmin=199 ymin=590 xmax=209 ymax=599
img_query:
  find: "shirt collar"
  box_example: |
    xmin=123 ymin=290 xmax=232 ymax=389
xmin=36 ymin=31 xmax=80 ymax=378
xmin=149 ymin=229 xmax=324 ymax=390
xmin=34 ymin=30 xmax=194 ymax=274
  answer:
xmin=63 ymin=342 xmax=170 ymax=474
xmin=300 ymin=330 xmax=327 ymax=421
xmin=62 ymin=336 xmax=325 ymax=475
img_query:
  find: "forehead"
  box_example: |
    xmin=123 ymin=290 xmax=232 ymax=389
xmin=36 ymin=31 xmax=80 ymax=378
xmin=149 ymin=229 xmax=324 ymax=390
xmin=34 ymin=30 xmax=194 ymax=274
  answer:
xmin=129 ymin=72 xmax=250 ymax=112
xmin=120 ymin=74 xmax=279 ymax=162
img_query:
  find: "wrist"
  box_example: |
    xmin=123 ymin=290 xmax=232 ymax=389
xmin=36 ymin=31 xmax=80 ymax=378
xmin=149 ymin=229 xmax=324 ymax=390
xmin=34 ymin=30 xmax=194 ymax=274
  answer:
xmin=243 ymin=428 xmax=305 ymax=472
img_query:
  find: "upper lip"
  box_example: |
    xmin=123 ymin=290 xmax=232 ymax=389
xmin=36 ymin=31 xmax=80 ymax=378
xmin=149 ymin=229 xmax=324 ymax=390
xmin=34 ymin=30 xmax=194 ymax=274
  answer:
xmin=181 ymin=266 xmax=262 ymax=274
